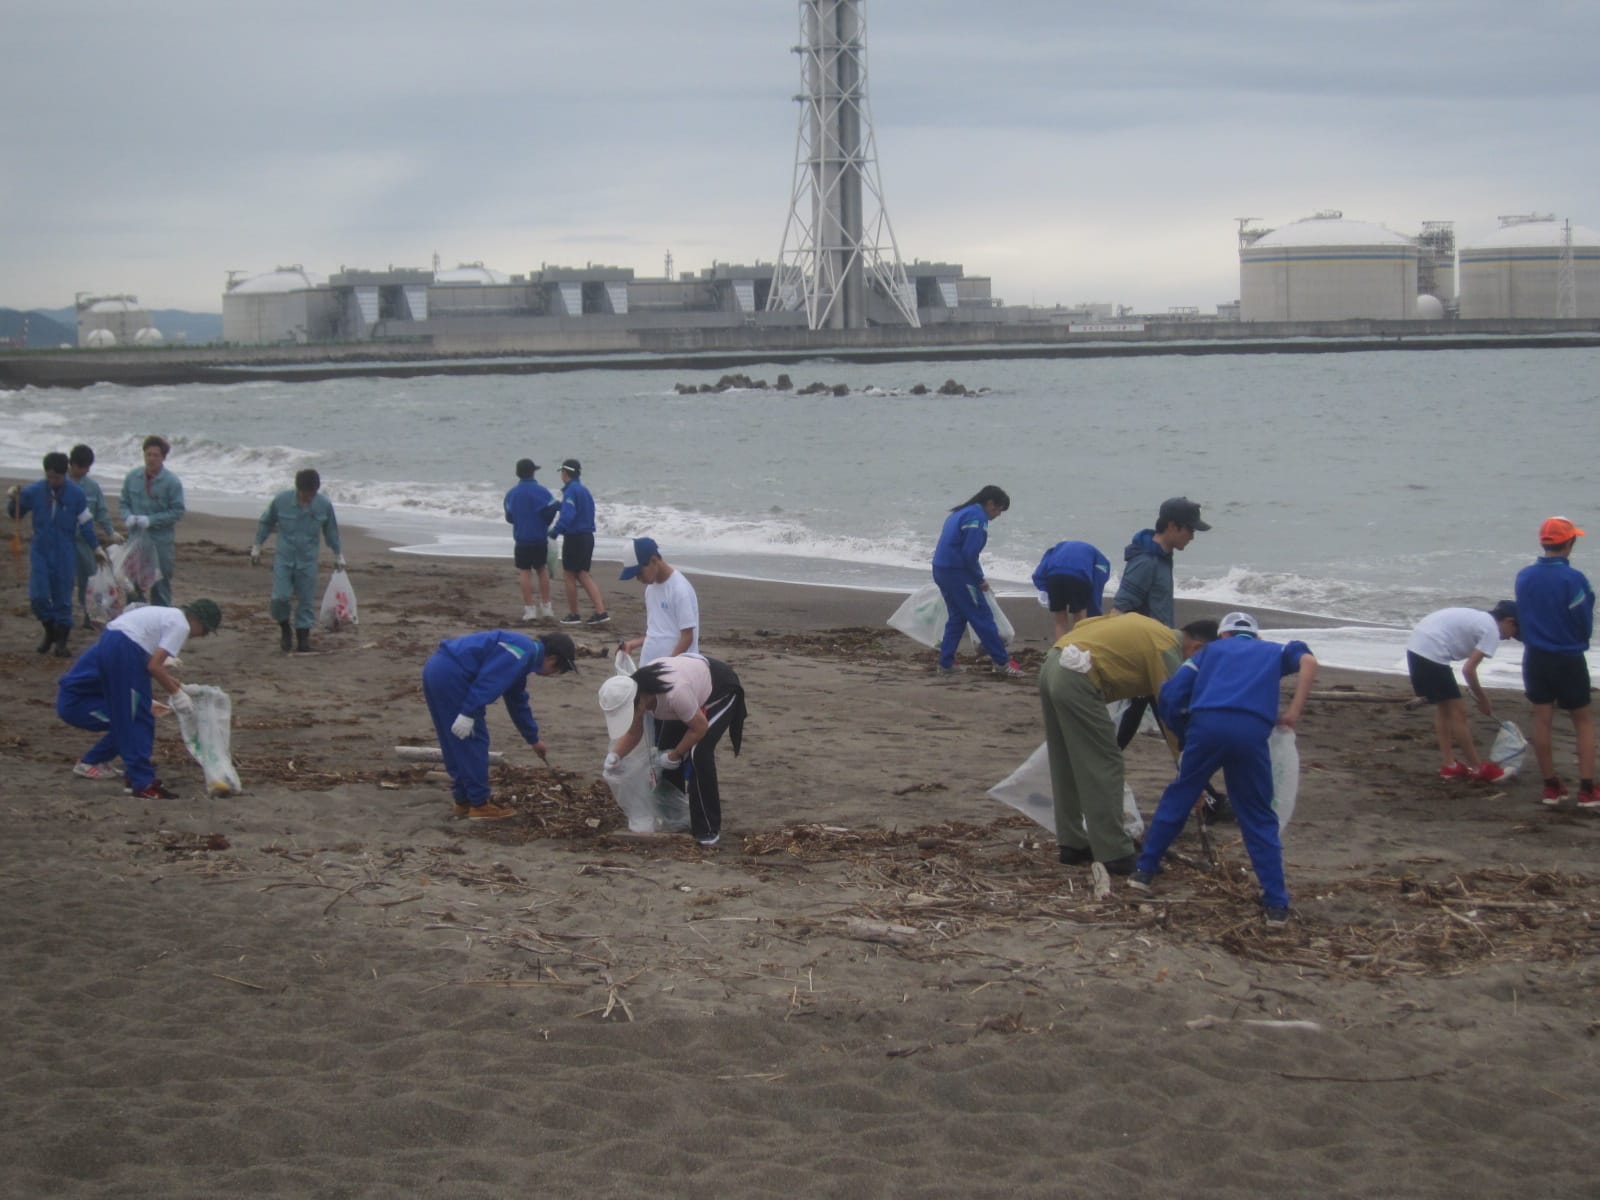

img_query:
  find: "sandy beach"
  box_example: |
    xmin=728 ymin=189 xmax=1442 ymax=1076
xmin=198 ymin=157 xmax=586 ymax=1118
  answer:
xmin=2 ymin=497 xmax=1597 ymax=1198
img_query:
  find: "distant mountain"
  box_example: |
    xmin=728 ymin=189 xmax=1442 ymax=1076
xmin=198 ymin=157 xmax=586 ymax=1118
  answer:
xmin=0 ymin=309 xmax=75 ymax=349
xmin=31 ymin=306 xmax=223 ymax=346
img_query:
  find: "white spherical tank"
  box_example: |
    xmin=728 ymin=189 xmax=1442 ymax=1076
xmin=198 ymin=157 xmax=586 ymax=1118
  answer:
xmin=1414 ymin=294 xmax=1445 ymax=320
xmin=1240 ymin=214 xmax=1420 ymax=321
xmin=85 ymin=328 xmax=117 ymax=348
xmin=1458 ymin=218 xmax=1600 ymax=319
xmin=133 ymin=326 xmax=165 ymax=345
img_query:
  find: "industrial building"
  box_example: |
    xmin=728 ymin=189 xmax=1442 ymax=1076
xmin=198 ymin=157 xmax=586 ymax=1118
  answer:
xmin=76 ymin=295 xmax=158 ymax=348
xmin=1239 ymin=213 xmax=1423 ymax=322
xmin=1458 ymin=215 xmax=1600 ymax=319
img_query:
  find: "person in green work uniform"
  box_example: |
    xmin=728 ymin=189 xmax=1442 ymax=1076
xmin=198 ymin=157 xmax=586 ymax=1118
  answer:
xmin=119 ymin=435 xmax=186 ymax=608
xmin=68 ymin=444 xmax=118 ymax=629
xmin=251 ymin=468 xmax=345 ymax=653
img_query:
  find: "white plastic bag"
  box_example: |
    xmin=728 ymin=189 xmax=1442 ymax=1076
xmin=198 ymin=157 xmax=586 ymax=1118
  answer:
xmin=1269 ymin=726 xmax=1299 ymax=832
xmin=1489 ymin=720 xmax=1527 ymax=778
xmin=887 ymin=582 xmax=1014 ymax=650
xmin=174 ymin=684 xmax=242 ymax=796
xmin=86 ymin=563 xmax=124 ymax=622
xmin=118 ymin=529 xmax=163 ymax=593
xmin=987 ymin=742 xmax=1144 ymax=841
xmin=613 ymin=648 xmax=637 ymax=676
xmin=319 ymin=568 xmax=358 ymax=630
xmin=601 ymin=715 xmax=691 ymax=833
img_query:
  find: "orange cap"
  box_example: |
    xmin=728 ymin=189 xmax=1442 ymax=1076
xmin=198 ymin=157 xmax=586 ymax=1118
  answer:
xmin=1539 ymin=516 xmax=1585 ymax=545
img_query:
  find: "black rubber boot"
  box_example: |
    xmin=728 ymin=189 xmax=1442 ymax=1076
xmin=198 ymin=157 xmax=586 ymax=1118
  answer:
xmin=296 ymin=627 xmax=311 ymax=653
xmin=52 ymin=625 xmax=72 ymax=657
xmin=37 ymin=621 xmax=56 ymax=654
xmin=279 ymin=620 xmax=293 ymax=653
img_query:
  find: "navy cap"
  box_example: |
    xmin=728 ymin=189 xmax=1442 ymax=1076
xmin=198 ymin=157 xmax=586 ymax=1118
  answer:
xmin=620 ymin=537 xmax=659 ymax=581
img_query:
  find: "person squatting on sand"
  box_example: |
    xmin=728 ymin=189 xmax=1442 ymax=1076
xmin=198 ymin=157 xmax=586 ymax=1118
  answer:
xmin=549 ymin=458 xmax=610 ymax=626
xmin=56 ymin=599 xmax=222 ymax=799
xmin=67 ymin=444 xmax=117 ymax=630
xmin=504 ymin=457 xmax=559 ymax=623
xmin=617 ymin=536 xmax=700 ymax=665
xmin=1032 ymin=538 xmax=1111 ymax=641
xmin=1406 ymin=601 xmax=1521 ymax=782
xmin=1131 ymin=611 xmax=1318 ymax=924
xmin=932 ymin=484 xmax=1024 ymax=678
xmin=8 ymin=452 xmax=106 ymax=657
xmin=422 ymin=630 xmax=579 ymax=820
xmin=1037 ymin=612 xmax=1191 ymax=874
xmin=1514 ymin=517 xmax=1596 ymax=808
xmin=251 ymin=469 xmax=344 ymax=654
xmin=602 ymin=655 xmax=747 ymax=847
xmin=119 ymin=435 xmax=185 ymax=608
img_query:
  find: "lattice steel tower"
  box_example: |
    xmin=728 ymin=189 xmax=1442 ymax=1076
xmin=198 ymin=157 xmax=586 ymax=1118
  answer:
xmin=768 ymin=0 xmax=919 ymax=330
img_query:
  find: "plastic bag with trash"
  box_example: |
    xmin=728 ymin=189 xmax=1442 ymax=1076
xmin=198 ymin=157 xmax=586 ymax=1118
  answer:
xmin=887 ymin=581 xmax=1014 ymax=650
xmin=319 ymin=568 xmax=358 ymax=631
xmin=602 ymin=715 xmax=691 ymax=834
xmin=174 ymin=683 xmax=242 ymax=796
xmin=1268 ymin=726 xmax=1299 ymax=832
xmin=118 ymin=528 xmax=163 ymax=594
xmin=987 ymin=742 xmax=1145 ymax=841
xmin=1489 ymin=720 xmax=1527 ymax=778
xmin=85 ymin=562 xmax=125 ymax=623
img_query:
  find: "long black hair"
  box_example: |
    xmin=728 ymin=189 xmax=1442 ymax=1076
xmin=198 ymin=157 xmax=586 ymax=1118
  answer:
xmin=951 ymin=484 xmax=1010 ymax=514
xmin=630 ymin=661 xmax=673 ymax=696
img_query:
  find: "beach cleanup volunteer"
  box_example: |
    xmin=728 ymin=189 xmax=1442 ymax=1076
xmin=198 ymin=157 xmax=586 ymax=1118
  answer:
xmin=67 ymin=444 xmax=117 ymax=629
xmin=119 ymin=435 xmax=186 ymax=607
xmin=932 ymin=484 xmax=1023 ymax=677
xmin=56 ymin=598 xmax=222 ymax=799
xmin=504 ymin=458 xmax=559 ymax=622
xmin=1038 ymin=612 xmax=1184 ymax=873
xmin=602 ymin=655 xmax=746 ymax=847
xmin=1131 ymin=612 xmax=1318 ymax=923
xmin=617 ymin=536 xmax=700 ymax=664
xmin=8 ymin=452 xmax=103 ymax=657
xmin=1031 ymin=538 xmax=1112 ymax=639
xmin=251 ymin=468 xmax=344 ymax=653
xmin=548 ymin=458 xmax=610 ymax=626
xmin=1405 ymin=601 xmax=1521 ymax=782
xmin=422 ymin=630 xmax=578 ymax=820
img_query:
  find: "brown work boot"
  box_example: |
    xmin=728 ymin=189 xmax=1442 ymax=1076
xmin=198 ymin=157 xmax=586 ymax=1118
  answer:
xmin=467 ymin=802 xmax=517 ymax=821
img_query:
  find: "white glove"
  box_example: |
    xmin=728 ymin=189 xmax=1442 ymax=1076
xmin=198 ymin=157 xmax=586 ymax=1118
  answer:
xmin=652 ymin=747 xmax=683 ymax=771
xmin=249 ymin=544 xmax=261 ymax=565
xmin=335 ymin=555 xmax=347 ymax=570
xmin=603 ymin=751 xmax=621 ymax=773
xmin=450 ymin=713 xmax=475 ymax=740
xmin=126 ymin=515 xmax=148 ymax=531
xmin=168 ymin=689 xmax=195 ymax=717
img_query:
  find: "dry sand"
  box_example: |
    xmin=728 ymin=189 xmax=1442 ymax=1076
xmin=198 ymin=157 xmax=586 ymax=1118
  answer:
xmin=2 ymin=500 xmax=1597 ymax=1198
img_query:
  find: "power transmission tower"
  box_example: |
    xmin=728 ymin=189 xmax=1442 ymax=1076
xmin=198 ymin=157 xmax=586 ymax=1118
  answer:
xmin=1556 ymin=218 xmax=1577 ymax=319
xmin=768 ymin=0 xmax=918 ymax=330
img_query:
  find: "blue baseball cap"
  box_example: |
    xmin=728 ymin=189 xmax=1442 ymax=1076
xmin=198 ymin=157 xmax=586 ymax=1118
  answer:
xmin=620 ymin=537 xmax=660 ymax=580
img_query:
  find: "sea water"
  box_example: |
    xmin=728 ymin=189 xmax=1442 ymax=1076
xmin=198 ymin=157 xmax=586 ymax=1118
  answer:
xmin=2 ymin=346 xmax=1596 ymax=683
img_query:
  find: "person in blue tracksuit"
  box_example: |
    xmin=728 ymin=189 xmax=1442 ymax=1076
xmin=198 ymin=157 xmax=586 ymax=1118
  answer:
xmin=119 ymin=434 xmax=186 ymax=608
xmin=1514 ymin=516 xmax=1595 ymax=808
xmin=8 ymin=451 xmax=103 ymax=656
xmin=504 ymin=458 xmax=559 ymax=622
xmin=1032 ymin=539 xmax=1112 ymax=640
xmin=1131 ymin=611 xmax=1317 ymax=923
xmin=252 ymin=468 xmax=344 ymax=654
xmin=68 ymin=444 xmax=117 ymax=630
xmin=547 ymin=458 xmax=609 ymax=626
xmin=422 ymin=630 xmax=578 ymax=820
xmin=932 ymin=484 xmax=1021 ymax=677
xmin=56 ymin=599 xmax=221 ymax=798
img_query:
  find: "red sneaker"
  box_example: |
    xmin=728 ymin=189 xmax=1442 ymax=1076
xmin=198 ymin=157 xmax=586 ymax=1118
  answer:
xmin=1438 ymin=761 xmax=1471 ymax=780
xmin=1472 ymin=762 xmax=1506 ymax=784
xmin=1577 ymin=786 xmax=1600 ymax=811
xmin=128 ymin=782 xmax=179 ymax=800
xmin=1541 ymin=780 xmax=1569 ymax=806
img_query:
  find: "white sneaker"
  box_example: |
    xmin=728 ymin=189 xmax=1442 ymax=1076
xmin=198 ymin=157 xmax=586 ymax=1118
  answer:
xmin=539 ymin=603 xmax=555 ymax=620
xmin=73 ymin=761 xmax=124 ymax=779
xmin=522 ymin=606 xmax=539 ymax=621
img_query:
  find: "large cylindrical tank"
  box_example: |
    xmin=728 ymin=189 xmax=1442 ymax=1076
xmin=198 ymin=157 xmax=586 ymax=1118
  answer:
xmin=1240 ymin=215 xmax=1420 ymax=321
xmin=223 ymin=267 xmax=331 ymax=344
xmin=77 ymin=296 xmax=153 ymax=348
xmin=1458 ymin=218 xmax=1600 ymax=319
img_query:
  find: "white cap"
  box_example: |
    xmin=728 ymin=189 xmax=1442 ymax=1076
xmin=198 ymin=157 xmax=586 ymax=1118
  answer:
xmin=599 ymin=674 xmax=639 ymax=740
xmin=1218 ymin=611 xmax=1260 ymax=636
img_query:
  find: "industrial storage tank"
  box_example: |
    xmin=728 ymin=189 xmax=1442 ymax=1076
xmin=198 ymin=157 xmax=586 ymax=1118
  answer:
xmin=1458 ymin=216 xmax=1600 ymax=319
xmin=1240 ymin=213 xmax=1420 ymax=321
xmin=77 ymin=295 xmax=154 ymax=348
xmin=223 ymin=266 xmax=335 ymax=345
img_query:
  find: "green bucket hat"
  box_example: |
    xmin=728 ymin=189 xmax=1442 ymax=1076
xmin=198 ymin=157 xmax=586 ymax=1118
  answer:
xmin=183 ymin=598 xmax=222 ymax=633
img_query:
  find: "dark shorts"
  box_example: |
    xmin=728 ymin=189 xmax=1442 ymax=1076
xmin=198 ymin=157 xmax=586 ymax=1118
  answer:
xmin=1522 ymin=646 xmax=1592 ymax=710
xmin=1043 ymin=574 xmax=1093 ymax=615
xmin=1406 ymin=652 xmax=1461 ymax=703
xmin=514 ymin=540 xmax=549 ymax=571
xmin=561 ymin=531 xmax=595 ymax=574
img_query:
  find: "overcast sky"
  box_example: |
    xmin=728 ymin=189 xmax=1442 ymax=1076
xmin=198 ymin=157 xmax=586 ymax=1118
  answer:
xmin=4 ymin=1 xmax=1596 ymax=313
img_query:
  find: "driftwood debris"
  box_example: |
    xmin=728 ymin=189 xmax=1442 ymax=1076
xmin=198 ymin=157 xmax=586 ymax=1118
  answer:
xmin=395 ymin=745 xmax=504 ymax=763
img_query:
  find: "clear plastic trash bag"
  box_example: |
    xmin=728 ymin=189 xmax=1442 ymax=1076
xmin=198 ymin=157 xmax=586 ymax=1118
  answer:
xmin=1269 ymin=726 xmax=1298 ymax=832
xmin=888 ymin=581 xmax=1014 ymax=650
xmin=987 ymin=742 xmax=1145 ymax=841
xmin=86 ymin=563 xmax=125 ymax=622
xmin=319 ymin=568 xmax=358 ymax=630
xmin=602 ymin=714 xmax=691 ymax=833
xmin=174 ymin=684 xmax=242 ymax=796
xmin=118 ymin=529 xmax=163 ymax=593
xmin=1489 ymin=720 xmax=1527 ymax=778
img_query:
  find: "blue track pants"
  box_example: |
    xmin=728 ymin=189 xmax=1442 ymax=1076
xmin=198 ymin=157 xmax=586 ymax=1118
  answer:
xmin=56 ymin=629 xmax=158 ymax=789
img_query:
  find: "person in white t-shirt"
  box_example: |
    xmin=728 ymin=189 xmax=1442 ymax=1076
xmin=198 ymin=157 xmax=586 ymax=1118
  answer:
xmin=56 ymin=599 xmax=222 ymax=799
xmin=1406 ymin=601 xmax=1521 ymax=782
xmin=616 ymin=537 xmax=699 ymax=664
